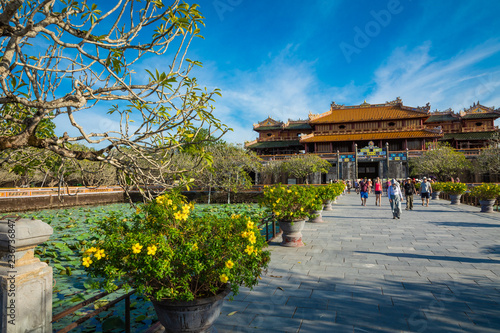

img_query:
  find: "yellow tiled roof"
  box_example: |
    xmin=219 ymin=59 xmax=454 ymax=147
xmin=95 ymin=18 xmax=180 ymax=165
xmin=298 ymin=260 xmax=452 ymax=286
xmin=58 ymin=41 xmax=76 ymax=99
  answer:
xmin=310 ymin=105 xmax=429 ymax=124
xmin=300 ymin=130 xmax=442 ymax=143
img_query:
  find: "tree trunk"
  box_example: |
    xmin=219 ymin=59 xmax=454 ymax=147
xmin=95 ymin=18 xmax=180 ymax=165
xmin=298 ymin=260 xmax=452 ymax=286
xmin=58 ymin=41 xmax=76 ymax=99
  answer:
xmin=227 ymin=191 xmax=230 ymax=204
xmin=208 ymin=185 xmax=211 ymax=204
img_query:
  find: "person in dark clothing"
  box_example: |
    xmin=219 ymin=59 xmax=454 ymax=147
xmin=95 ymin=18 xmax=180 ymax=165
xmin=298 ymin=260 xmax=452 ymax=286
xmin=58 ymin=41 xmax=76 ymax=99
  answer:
xmin=359 ymin=178 xmax=369 ymax=206
xmin=403 ymin=177 xmax=417 ymax=210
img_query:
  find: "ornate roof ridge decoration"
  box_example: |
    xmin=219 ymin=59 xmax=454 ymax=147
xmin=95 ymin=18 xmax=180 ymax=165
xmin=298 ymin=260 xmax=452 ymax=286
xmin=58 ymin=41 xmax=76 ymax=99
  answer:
xmin=286 ymin=119 xmax=309 ymax=124
xmin=401 ymin=102 xmax=431 ymax=114
xmin=386 ymin=96 xmax=403 ymax=105
xmin=300 ymin=133 xmax=315 ymax=141
xmin=309 ymin=110 xmax=331 ymax=121
xmin=425 ymin=127 xmax=443 ymax=134
xmin=360 ymin=100 xmax=371 ymax=107
xmin=430 ymin=108 xmax=456 ymax=115
xmin=463 ymin=101 xmax=497 ymax=114
xmin=253 ymin=116 xmax=284 ymax=129
xmin=330 ymin=101 xmax=345 ymax=110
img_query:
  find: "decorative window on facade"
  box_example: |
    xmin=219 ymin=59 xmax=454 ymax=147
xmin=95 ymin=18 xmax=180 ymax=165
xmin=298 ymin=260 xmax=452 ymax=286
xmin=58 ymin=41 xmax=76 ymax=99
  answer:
xmin=316 ymin=125 xmax=329 ymax=132
xmin=317 ymin=143 xmax=330 ymax=152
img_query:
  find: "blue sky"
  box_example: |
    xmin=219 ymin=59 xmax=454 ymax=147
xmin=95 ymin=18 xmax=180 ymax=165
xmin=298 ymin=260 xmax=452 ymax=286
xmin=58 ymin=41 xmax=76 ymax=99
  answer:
xmin=51 ymin=0 xmax=500 ymax=145
xmin=179 ymin=0 xmax=500 ymax=143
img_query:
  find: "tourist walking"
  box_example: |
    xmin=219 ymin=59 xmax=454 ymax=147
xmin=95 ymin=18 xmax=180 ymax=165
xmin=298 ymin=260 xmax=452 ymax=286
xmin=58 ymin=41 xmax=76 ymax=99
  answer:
xmin=403 ymin=177 xmax=417 ymax=210
xmin=368 ymin=178 xmax=373 ymax=194
xmin=359 ymin=178 xmax=369 ymax=206
xmin=374 ymin=177 xmax=382 ymax=206
xmin=388 ymin=179 xmax=404 ymax=219
xmin=420 ymin=177 xmax=433 ymax=207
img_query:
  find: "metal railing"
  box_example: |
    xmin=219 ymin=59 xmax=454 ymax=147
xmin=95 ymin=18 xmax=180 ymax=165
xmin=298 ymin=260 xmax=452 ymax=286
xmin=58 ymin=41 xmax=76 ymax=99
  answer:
xmin=52 ymin=288 xmax=135 ymax=333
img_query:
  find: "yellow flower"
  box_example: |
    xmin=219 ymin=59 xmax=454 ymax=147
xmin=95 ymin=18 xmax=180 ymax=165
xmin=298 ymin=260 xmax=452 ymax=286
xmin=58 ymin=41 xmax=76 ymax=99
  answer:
xmin=225 ymin=260 xmax=234 ymax=269
xmin=82 ymin=257 xmax=92 ymax=267
xmin=220 ymin=274 xmax=229 ymax=283
xmin=270 ymin=188 xmax=274 ymax=193
xmin=241 ymin=231 xmax=249 ymax=238
xmin=182 ymin=204 xmax=190 ymax=214
xmin=136 ymin=207 xmax=141 ymax=214
xmin=276 ymin=198 xmax=281 ymax=203
xmin=248 ymin=233 xmax=256 ymax=244
xmin=167 ymin=199 xmax=173 ymax=205
xmin=94 ymin=249 xmax=105 ymax=260
xmin=244 ymin=245 xmax=254 ymax=255
xmin=84 ymin=247 xmax=97 ymax=255
xmin=191 ymin=243 xmax=198 ymax=251
xmin=174 ymin=211 xmax=183 ymax=220
xmin=173 ymin=205 xmax=177 ymax=211
xmin=274 ymin=211 xmax=280 ymax=216
xmin=147 ymin=245 xmax=157 ymax=256
xmin=300 ymin=207 xmax=304 ymax=212
xmin=247 ymin=221 xmax=254 ymax=229
xmin=132 ymin=243 xmax=143 ymax=254
xmin=287 ymin=189 xmax=292 ymax=193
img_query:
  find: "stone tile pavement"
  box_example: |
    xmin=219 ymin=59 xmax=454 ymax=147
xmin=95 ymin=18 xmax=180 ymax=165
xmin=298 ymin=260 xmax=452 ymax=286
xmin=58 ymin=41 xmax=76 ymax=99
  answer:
xmin=214 ymin=193 xmax=500 ymax=332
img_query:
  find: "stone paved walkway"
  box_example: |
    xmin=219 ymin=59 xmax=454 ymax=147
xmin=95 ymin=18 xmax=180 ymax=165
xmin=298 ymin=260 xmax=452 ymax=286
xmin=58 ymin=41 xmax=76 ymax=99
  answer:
xmin=214 ymin=193 xmax=500 ymax=333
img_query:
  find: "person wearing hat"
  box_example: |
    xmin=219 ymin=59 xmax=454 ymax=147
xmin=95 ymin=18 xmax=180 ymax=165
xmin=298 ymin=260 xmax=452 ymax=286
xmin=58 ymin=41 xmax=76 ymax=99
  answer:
xmin=387 ymin=178 xmax=404 ymax=219
xmin=420 ymin=177 xmax=433 ymax=207
xmin=403 ymin=177 xmax=417 ymax=210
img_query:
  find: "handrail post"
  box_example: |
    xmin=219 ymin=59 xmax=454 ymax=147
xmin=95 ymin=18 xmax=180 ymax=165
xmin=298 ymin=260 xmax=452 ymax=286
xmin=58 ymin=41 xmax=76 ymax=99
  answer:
xmin=125 ymin=295 xmax=131 ymax=333
xmin=0 ymin=217 xmax=53 ymax=332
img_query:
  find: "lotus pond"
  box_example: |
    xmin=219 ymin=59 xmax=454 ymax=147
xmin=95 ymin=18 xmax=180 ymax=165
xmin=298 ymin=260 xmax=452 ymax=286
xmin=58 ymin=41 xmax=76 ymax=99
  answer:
xmin=19 ymin=202 xmax=269 ymax=332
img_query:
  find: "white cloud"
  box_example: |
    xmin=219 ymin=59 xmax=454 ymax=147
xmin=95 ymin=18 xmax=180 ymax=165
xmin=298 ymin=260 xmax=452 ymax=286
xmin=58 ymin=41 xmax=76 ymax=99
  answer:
xmin=368 ymin=40 xmax=500 ymax=111
xmin=201 ymin=45 xmax=364 ymax=144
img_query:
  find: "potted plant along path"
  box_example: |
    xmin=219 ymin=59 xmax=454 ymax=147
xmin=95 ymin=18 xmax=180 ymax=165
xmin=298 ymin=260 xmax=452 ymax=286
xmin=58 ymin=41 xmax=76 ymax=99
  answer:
xmin=442 ymin=182 xmax=468 ymax=205
xmin=431 ymin=182 xmax=444 ymax=200
xmin=307 ymin=186 xmax=327 ymax=223
xmin=322 ymin=182 xmax=345 ymax=210
xmin=470 ymin=183 xmax=500 ymax=213
xmin=81 ymin=191 xmax=270 ymax=332
xmin=261 ymin=184 xmax=317 ymax=247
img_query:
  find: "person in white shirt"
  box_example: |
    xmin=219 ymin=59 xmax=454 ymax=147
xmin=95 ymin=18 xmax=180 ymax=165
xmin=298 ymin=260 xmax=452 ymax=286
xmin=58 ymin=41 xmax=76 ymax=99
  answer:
xmin=420 ymin=177 xmax=433 ymax=207
xmin=387 ymin=178 xmax=404 ymax=219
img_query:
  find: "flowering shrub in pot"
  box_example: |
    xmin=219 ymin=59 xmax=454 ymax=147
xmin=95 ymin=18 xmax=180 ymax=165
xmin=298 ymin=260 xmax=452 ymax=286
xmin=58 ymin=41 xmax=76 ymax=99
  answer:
xmin=260 ymin=184 xmax=319 ymax=246
xmin=470 ymin=184 xmax=500 ymax=213
xmin=470 ymin=183 xmax=500 ymax=200
xmin=431 ymin=182 xmax=444 ymax=199
xmin=82 ymin=191 xmax=270 ymax=331
xmin=442 ymin=182 xmax=467 ymax=195
xmin=442 ymin=182 xmax=468 ymax=205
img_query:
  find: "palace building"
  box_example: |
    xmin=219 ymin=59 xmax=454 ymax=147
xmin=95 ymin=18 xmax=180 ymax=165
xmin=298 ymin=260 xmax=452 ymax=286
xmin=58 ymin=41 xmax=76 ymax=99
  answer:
xmin=246 ymin=98 xmax=500 ymax=182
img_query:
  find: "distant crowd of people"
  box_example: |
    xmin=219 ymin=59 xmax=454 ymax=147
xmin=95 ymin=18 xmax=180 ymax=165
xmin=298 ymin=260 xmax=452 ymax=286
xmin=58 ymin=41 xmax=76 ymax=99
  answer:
xmin=344 ymin=176 xmax=446 ymax=220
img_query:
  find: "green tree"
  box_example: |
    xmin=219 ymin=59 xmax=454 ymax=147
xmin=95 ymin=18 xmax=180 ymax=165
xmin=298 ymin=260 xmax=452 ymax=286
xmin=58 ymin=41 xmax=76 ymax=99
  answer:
xmin=0 ymin=1 xmax=228 ymax=199
xmin=409 ymin=143 xmax=471 ymax=181
xmin=282 ymin=155 xmax=331 ymax=184
xmin=198 ymin=143 xmax=262 ymax=203
xmin=262 ymin=160 xmax=285 ymax=184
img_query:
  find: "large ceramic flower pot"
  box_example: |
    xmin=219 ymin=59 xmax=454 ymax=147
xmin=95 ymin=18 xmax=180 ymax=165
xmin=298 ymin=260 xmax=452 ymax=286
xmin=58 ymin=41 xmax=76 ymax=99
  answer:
xmin=152 ymin=286 xmax=231 ymax=333
xmin=278 ymin=219 xmax=305 ymax=247
xmin=479 ymin=199 xmax=496 ymax=213
xmin=449 ymin=194 xmax=462 ymax=205
xmin=431 ymin=191 xmax=441 ymax=200
xmin=323 ymin=200 xmax=333 ymax=211
xmin=308 ymin=210 xmax=324 ymax=223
